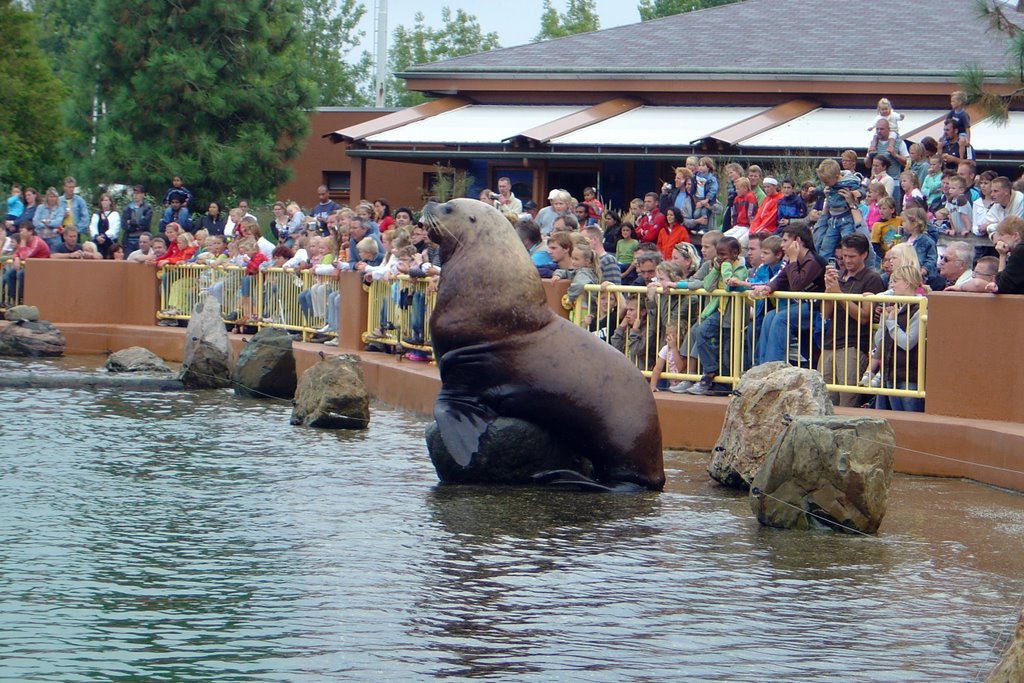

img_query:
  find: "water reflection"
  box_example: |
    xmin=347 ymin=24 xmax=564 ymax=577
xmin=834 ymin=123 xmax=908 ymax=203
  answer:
xmin=0 ymin=358 xmax=1022 ymax=681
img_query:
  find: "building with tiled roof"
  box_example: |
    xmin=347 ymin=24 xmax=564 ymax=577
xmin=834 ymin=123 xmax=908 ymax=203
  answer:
xmin=304 ymin=0 xmax=1023 ymax=209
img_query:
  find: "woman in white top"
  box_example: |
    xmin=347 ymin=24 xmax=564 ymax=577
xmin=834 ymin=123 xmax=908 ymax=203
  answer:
xmin=89 ymin=193 xmax=121 ymax=258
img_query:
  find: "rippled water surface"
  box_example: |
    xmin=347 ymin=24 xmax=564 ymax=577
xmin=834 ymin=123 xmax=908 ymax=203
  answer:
xmin=1 ymin=357 xmax=1022 ymax=681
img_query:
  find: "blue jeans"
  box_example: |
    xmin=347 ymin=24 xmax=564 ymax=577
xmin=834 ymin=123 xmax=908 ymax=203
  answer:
xmin=759 ymin=300 xmax=815 ymax=364
xmin=813 ymin=211 xmax=855 ymax=262
xmin=886 ymin=381 xmax=924 ymax=412
xmin=694 ymin=311 xmax=731 ymax=376
xmin=2 ymin=265 xmax=23 ymax=303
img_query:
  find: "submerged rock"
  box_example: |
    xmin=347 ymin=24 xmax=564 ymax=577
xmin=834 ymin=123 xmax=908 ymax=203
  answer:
xmin=426 ymin=417 xmax=586 ymax=485
xmin=5 ymin=305 xmax=39 ymax=322
xmin=0 ymin=320 xmax=65 ymax=357
xmin=708 ymin=363 xmax=832 ymax=489
xmin=290 ymin=354 xmax=369 ymax=429
xmin=986 ymin=609 xmax=1024 ymax=683
xmin=179 ymin=295 xmax=232 ymax=389
xmin=105 ymin=346 xmax=172 ymax=373
xmin=749 ymin=416 xmax=895 ymax=534
xmin=233 ymin=327 xmax=296 ymax=399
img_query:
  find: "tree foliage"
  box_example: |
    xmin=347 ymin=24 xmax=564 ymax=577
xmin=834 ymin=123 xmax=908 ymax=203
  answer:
xmin=0 ymin=0 xmax=67 ymax=185
xmin=636 ymin=0 xmax=741 ymax=21
xmin=387 ymin=7 xmax=500 ymax=107
xmin=301 ymin=0 xmax=374 ymax=106
xmin=534 ymin=0 xmax=599 ymax=41
xmin=959 ymin=0 xmax=1024 ymax=124
xmin=23 ymin=0 xmax=96 ymax=81
xmin=68 ymin=0 xmax=317 ymax=207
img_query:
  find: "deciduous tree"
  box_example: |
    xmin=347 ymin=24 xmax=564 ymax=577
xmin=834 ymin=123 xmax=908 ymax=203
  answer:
xmin=636 ymin=0 xmax=741 ymax=21
xmin=388 ymin=7 xmax=499 ymax=107
xmin=534 ymin=0 xmax=599 ymax=41
xmin=301 ymin=0 xmax=374 ymax=106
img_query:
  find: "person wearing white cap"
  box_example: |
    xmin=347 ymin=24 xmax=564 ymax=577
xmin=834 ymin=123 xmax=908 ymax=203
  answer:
xmin=536 ymin=189 xmax=572 ymax=236
xmin=750 ymin=176 xmax=782 ymax=234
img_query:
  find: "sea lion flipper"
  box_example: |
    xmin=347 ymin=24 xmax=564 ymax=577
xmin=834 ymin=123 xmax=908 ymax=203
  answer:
xmin=533 ymin=469 xmax=645 ymax=493
xmin=433 ymin=392 xmax=495 ymax=467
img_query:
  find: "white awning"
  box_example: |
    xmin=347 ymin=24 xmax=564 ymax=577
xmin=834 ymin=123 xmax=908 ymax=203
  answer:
xmin=969 ymin=112 xmax=1024 ymax=152
xmin=364 ymin=105 xmax=584 ymax=144
xmin=549 ymin=106 xmax=767 ymax=146
xmin=738 ymin=108 xmax=948 ymax=149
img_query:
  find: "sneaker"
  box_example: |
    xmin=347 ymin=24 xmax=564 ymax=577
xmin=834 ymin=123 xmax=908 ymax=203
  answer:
xmin=316 ymin=324 xmax=331 ymax=334
xmin=686 ymin=376 xmax=716 ymax=395
xmin=669 ymin=381 xmax=694 ymax=394
xmin=157 ymin=319 xmax=178 ymax=327
xmin=404 ymin=351 xmax=429 ymax=362
xmin=324 ymin=338 xmax=339 ymax=346
xmin=869 ymin=373 xmax=882 ymax=388
xmin=159 ymin=307 xmax=178 ymax=316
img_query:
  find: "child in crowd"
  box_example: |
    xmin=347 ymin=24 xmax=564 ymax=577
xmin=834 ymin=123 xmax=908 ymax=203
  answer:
xmin=921 ymin=156 xmax=944 ymax=208
xmin=908 ymin=143 xmax=929 ymax=186
xmin=812 ymin=159 xmax=863 ymax=260
xmin=692 ymin=156 xmax=719 ymax=225
xmin=727 ymin=233 xmax=783 ymax=369
xmin=867 ymin=97 xmax=905 ymax=138
xmin=870 ymin=197 xmax=903 ymax=259
xmin=646 ymin=260 xmax=686 ymax=391
xmin=948 ymin=91 xmax=972 ymax=146
xmin=730 ymin=176 xmax=757 ymax=230
xmin=899 ymin=171 xmax=926 ymax=213
xmin=987 ymin=216 xmax=1024 ymax=294
xmin=686 ymin=236 xmax=748 ymax=395
xmin=552 ymin=241 xmax=599 ymax=320
xmin=901 ymin=207 xmax=937 ymax=283
xmin=862 ymin=182 xmax=888 ymax=234
xmin=944 ymin=175 xmax=973 ymax=237
xmin=775 ymin=179 xmax=807 ymax=229
xmin=5 ymin=183 xmax=24 ymax=233
xmin=616 ymin=223 xmax=640 ymax=281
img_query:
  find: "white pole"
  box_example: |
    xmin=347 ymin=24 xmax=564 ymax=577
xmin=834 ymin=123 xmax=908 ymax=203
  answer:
xmin=374 ymin=0 xmax=388 ymax=107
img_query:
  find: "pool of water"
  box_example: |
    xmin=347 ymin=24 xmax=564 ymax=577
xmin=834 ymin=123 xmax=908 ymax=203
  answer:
xmin=1 ymin=357 xmax=1022 ymax=681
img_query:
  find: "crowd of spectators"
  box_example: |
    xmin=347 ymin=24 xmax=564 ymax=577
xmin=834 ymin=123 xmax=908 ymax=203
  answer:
xmin=4 ymin=93 xmax=1024 ymax=407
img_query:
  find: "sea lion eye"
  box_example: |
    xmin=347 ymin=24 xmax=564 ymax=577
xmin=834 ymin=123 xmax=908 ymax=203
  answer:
xmin=469 ymin=216 xmax=476 ymax=223
xmin=444 ymin=206 xmax=452 ymax=214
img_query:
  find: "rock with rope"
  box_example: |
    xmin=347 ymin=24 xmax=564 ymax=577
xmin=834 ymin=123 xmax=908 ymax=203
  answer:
xmin=233 ymin=327 xmax=296 ymax=399
xmin=986 ymin=609 xmax=1024 ymax=683
xmin=179 ymin=295 xmax=232 ymax=389
xmin=749 ymin=415 xmax=895 ymax=534
xmin=708 ymin=362 xmax=832 ymax=490
xmin=105 ymin=346 xmax=172 ymax=373
xmin=290 ymin=354 xmax=369 ymax=429
xmin=0 ymin=319 xmax=66 ymax=357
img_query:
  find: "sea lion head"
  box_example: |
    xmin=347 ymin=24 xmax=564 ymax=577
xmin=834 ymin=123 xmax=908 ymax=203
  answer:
xmin=420 ymin=198 xmax=522 ymax=265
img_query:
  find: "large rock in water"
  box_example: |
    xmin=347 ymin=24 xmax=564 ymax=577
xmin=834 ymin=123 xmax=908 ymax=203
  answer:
xmin=290 ymin=354 xmax=369 ymax=429
xmin=233 ymin=327 xmax=296 ymax=399
xmin=105 ymin=346 xmax=172 ymax=373
xmin=749 ymin=416 xmax=895 ymax=534
xmin=179 ymin=296 xmax=232 ymax=389
xmin=0 ymin=320 xmax=65 ymax=356
xmin=5 ymin=305 xmax=39 ymax=322
xmin=987 ymin=609 xmax=1024 ymax=683
xmin=426 ymin=417 xmax=585 ymax=485
xmin=708 ymin=362 xmax=833 ymax=489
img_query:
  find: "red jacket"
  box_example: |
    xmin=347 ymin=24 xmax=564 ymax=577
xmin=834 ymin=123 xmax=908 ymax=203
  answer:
xmin=14 ymin=236 xmax=50 ymax=260
xmin=245 ymin=252 xmax=267 ymax=275
xmin=656 ymin=223 xmax=691 ymax=260
xmin=635 ymin=209 xmax=667 ymax=243
xmin=750 ymin=192 xmax=781 ymax=234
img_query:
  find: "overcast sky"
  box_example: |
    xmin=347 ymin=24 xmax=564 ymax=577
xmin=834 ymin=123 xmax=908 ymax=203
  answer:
xmin=356 ymin=0 xmax=644 ymax=55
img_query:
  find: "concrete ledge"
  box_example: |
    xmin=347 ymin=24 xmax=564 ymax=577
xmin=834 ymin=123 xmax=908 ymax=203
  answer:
xmin=6 ymin=321 xmax=1024 ymax=493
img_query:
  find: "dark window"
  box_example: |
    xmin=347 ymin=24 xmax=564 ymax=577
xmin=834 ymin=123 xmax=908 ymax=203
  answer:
xmin=324 ymin=171 xmax=351 ymax=192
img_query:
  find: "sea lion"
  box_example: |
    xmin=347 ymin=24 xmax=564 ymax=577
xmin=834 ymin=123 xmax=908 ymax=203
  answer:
xmin=421 ymin=198 xmax=664 ymax=491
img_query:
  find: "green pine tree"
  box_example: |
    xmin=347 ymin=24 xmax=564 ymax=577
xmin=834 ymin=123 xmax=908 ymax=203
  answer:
xmin=958 ymin=0 xmax=1024 ymax=124
xmin=68 ymin=0 xmax=318 ymax=207
xmin=0 ymin=0 xmax=68 ymax=186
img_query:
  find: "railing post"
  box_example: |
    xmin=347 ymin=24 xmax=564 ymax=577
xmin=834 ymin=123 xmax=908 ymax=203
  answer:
xmin=337 ymin=271 xmax=369 ymax=351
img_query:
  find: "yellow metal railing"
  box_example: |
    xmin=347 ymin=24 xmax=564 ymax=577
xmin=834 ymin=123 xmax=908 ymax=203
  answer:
xmin=362 ymin=274 xmax=436 ymax=355
xmin=0 ymin=256 xmax=23 ymax=311
xmin=153 ymin=264 xmax=925 ymax=398
xmin=572 ymin=285 xmax=927 ymax=400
